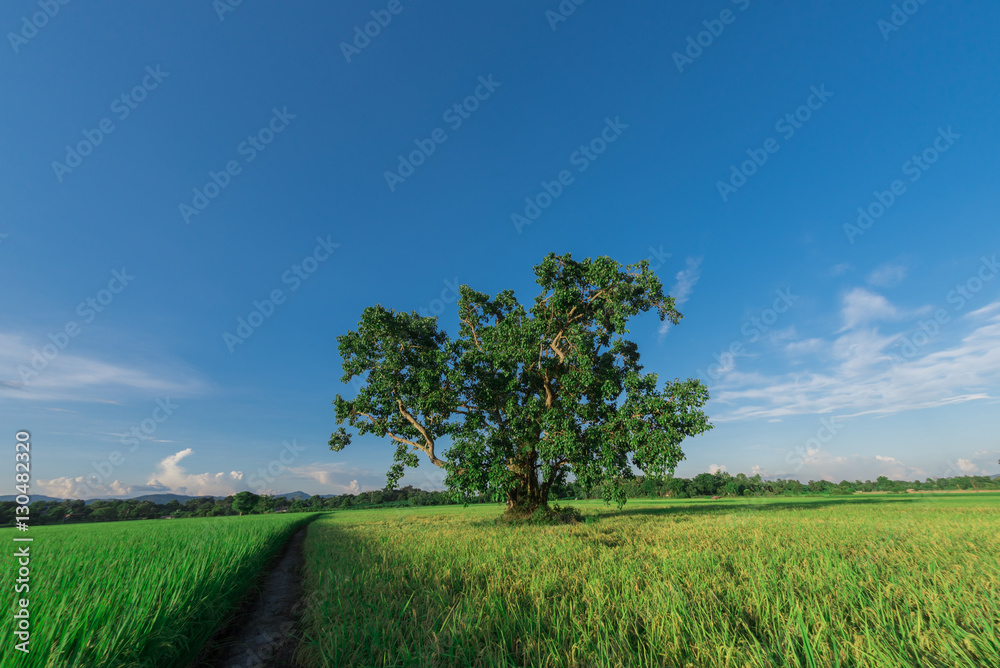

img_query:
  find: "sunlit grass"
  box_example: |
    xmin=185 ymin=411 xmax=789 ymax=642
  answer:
xmin=297 ymin=495 xmax=1000 ymax=667
xmin=0 ymin=513 xmax=318 ymax=668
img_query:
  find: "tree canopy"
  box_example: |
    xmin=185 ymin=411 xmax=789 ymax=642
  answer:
xmin=330 ymin=252 xmax=713 ymax=515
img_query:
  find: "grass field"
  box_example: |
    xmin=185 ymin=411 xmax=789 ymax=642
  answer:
xmin=295 ymin=495 xmax=1000 ymax=668
xmin=0 ymin=513 xmax=317 ymax=668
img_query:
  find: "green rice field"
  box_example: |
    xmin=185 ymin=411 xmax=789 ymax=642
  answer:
xmin=0 ymin=513 xmax=317 ymax=668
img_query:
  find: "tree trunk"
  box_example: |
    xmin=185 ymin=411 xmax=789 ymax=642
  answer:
xmin=504 ymin=474 xmax=550 ymax=516
xmin=502 ymin=449 xmax=552 ymax=517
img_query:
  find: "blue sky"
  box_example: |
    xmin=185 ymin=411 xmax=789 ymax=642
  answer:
xmin=2 ymin=0 xmax=998 ymax=499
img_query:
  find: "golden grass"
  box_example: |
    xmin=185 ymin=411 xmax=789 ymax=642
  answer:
xmin=297 ymin=495 xmax=1000 ymax=667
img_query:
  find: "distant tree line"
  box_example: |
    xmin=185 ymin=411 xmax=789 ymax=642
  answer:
xmin=2 ymin=474 xmax=996 ymax=527
xmin=0 ymin=485 xmax=490 ymax=527
xmin=554 ymin=471 xmax=1000 ymax=500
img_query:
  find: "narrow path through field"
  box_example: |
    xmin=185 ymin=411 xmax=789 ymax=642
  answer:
xmin=192 ymin=524 xmax=310 ymax=668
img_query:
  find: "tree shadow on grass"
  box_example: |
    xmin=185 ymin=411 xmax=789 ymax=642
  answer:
xmin=462 ymin=496 xmax=923 ymax=528
xmin=595 ymin=495 xmax=921 ymax=522
xmin=296 ymin=518 xmax=559 ymax=667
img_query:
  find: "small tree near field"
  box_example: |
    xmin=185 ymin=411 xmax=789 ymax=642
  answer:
xmin=329 ymin=253 xmax=713 ymax=517
xmin=232 ymin=491 xmax=257 ymax=516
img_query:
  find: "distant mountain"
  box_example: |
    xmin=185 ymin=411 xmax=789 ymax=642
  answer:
xmin=86 ymin=491 xmax=330 ymax=504
xmin=0 ymin=494 xmax=63 ymax=503
xmin=1 ymin=491 xmax=336 ymax=505
xmin=131 ymin=493 xmax=219 ymax=505
xmin=274 ymin=492 xmax=312 ymax=501
xmin=84 ymin=493 xmax=222 ymax=505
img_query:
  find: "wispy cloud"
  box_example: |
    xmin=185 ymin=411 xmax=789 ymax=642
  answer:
xmin=712 ymin=297 xmax=1000 ymax=421
xmin=773 ymin=451 xmax=927 ymax=482
xmin=785 ymin=338 xmax=824 ymax=355
xmin=0 ymin=332 xmax=210 ymax=402
xmin=659 ymin=256 xmax=702 ymax=337
xmin=867 ymin=263 xmax=907 ymax=288
xmin=283 ymin=462 xmax=389 ymax=495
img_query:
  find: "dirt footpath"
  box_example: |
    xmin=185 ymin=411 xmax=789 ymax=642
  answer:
xmin=193 ymin=525 xmax=311 ymax=668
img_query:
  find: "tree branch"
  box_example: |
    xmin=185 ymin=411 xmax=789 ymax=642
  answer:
xmin=460 ymin=316 xmax=483 ymax=351
xmin=550 ymin=329 xmax=567 ymax=363
xmin=396 ymin=399 xmax=445 ymax=467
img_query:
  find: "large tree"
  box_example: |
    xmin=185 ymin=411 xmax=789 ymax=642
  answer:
xmin=330 ymin=253 xmax=712 ymax=515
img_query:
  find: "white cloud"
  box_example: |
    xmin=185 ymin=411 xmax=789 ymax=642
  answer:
xmin=659 ymin=257 xmax=702 ymax=337
xmin=830 ymin=263 xmax=853 ymax=277
xmin=953 ymin=458 xmax=981 ymax=475
xmin=839 ymin=288 xmax=902 ymax=331
xmin=37 ymin=476 xmax=132 ymax=499
xmin=867 ymin=264 xmax=907 ymax=288
xmin=707 ymin=464 xmax=727 ymax=474
xmin=144 ymin=448 xmax=244 ymax=497
xmin=946 ymin=452 xmax=1000 ymax=478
